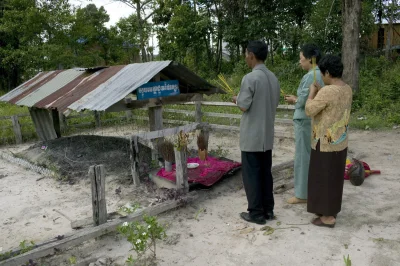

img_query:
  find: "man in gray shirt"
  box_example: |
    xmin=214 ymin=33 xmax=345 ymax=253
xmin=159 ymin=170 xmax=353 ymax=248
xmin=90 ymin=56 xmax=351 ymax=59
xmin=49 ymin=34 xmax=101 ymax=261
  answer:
xmin=232 ymin=41 xmax=280 ymax=225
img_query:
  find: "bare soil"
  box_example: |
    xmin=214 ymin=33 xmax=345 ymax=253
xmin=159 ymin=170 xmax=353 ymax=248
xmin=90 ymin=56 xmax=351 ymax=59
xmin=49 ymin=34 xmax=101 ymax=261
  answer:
xmin=1 ymin=126 xmax=399 ymax=266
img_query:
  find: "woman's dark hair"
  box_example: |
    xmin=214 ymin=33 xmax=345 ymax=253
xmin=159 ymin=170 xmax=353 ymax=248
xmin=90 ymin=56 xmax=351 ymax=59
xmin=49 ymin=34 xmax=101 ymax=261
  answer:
xmin=247 ymin=41 xmax=268 ymax=61
xmin=318 ymin=55 xmax=343 ymax=78
xmin=300 ymin=44 xmax=322 ymax=63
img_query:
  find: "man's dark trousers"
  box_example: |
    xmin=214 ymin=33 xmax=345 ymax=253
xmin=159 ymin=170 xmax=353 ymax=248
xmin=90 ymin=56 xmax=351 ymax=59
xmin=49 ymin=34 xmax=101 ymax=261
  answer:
xmin=241 ymin=150 xmax=274 ymax=218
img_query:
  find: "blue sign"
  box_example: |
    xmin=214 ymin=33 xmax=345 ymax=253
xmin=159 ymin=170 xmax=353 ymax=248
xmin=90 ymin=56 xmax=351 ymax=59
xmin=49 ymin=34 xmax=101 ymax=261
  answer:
xmin=137 ymin=80 xmax=180 ymax=100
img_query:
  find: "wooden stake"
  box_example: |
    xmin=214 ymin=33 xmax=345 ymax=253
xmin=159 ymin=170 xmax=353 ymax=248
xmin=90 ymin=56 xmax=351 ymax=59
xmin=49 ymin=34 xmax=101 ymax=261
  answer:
xmin=130 ymin=136 xmax=140 ymax=186
xmin=0 ymin=193 xmax=197 ymax=266
xmin=11 ymin=115 xmax=22 ymax=144
xmin=89 ymin=165 xmax=107 ymax=226
xmin=195 ymin=101 xmax=202 ymax=123
xmin=94 ymin=111 xmax=101 ymax=128
xmin=174 ymin=147 xmax=188 ymax=193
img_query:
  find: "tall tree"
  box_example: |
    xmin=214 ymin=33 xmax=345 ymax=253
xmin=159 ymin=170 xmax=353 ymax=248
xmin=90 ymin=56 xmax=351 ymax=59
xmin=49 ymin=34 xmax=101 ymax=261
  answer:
xmin=342 ymin=0 xmax=361 ymax=92
xmin=115 ymin=0 xmax=157 ymax=62
xmin=71 ymin=4 xmax=110 ymax=66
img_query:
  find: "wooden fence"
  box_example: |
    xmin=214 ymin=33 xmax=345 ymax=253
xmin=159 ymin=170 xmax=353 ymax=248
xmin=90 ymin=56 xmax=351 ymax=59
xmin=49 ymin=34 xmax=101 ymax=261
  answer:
xmin=0 ymin=102 xmax=295 ymax=144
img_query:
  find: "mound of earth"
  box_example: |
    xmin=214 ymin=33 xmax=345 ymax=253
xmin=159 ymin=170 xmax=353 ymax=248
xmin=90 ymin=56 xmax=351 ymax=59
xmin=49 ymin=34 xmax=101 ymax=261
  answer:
xmin=18 ymin=135 xmax=136 ymax=181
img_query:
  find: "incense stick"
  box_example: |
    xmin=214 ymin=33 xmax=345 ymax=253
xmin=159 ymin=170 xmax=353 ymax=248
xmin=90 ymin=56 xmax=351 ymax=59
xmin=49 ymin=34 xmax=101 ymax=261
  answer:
xmin=312 ymin=56 xmax=317 ymax=83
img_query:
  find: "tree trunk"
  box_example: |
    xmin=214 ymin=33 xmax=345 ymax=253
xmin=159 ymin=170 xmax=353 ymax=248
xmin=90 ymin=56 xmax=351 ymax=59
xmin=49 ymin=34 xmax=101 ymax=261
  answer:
xmin=342 ymin=0 xmax=361 ymax=92
xmin=137 ymin=1 xmax=147 ymax=62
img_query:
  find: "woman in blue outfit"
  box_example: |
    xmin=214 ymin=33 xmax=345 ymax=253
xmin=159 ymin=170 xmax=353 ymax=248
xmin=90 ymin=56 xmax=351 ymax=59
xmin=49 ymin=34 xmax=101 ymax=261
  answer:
xmin=284 ymin=44 xmax=324 ymax=204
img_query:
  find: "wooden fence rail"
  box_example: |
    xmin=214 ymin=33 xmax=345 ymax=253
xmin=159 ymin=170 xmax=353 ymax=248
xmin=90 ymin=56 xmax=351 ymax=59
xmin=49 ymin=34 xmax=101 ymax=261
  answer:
xmin=0 ymin=102 xmax=295 ymax=144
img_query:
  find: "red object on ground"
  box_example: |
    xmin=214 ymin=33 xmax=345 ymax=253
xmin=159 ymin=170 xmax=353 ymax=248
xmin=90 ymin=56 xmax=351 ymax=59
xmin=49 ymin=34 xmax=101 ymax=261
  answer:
xmin=156 ymin=156 xmax=241 ymax=187
xmin=344 ymin=160 xmax=381 ymax=180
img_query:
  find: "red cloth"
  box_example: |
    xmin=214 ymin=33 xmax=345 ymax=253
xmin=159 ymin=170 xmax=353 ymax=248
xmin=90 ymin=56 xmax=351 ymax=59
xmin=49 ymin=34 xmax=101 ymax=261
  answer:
xmin=156 ymin=156 xmax=241 ymax=187
xmin=344 ymin=160 xmax=381 ymax=180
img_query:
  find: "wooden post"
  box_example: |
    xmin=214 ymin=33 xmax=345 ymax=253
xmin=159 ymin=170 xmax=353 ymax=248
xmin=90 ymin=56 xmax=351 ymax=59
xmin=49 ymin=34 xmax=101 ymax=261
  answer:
xmin=195 ymin=101 xmax=202 ymax=123
xmin=89 ymin=165 xmax=107 ymax=226
xmin=125 ymin=110 xmax=132 ymax=121
xmin=148 ymin=74 xmax=163 ymax=160
xmin=59 ymin=112 xmax=67 ymax=131
xmin=130 ymin=136 xmax=141 ymax=186
xmin=94 ymin=111 xmax=101 ymax=128
xmin=11 ymin=115 xmax=22 ymax=144
xmin=51 ymin=109 xmax=61 ymax=138
xmin=174 ymin=147 xmax=188 ymax=193
xmin=148 ymin=106 xmax=163 ymax=132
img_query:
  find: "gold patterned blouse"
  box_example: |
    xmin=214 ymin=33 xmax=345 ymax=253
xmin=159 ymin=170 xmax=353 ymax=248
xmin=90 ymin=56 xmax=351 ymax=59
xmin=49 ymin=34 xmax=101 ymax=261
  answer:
xmin=305 ymin=84 xmax=353 ymax=152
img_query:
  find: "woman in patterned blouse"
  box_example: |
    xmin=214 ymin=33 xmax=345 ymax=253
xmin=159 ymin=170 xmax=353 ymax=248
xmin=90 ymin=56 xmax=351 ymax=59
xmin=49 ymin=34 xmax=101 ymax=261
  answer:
xmin=305 ymin=55 xmax=353 ymax=228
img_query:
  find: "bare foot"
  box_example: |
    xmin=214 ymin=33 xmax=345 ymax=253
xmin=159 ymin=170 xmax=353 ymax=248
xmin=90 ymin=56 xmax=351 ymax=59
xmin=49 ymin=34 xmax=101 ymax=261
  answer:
xmin=320 ymin=216 xmax=336 ymax=224
xmin=286 ymin=197 xmax=307 ymax=204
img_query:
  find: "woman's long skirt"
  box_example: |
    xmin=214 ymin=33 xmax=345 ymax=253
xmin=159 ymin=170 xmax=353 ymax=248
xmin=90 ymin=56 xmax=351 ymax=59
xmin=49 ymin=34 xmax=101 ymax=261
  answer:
xmin=307 ymin=141 xmax=348 ymax=216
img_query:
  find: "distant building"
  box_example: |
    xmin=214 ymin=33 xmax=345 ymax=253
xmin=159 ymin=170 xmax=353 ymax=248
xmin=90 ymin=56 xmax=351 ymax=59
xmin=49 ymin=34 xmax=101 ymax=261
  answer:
xmin=368 ymin=23 xmax=400 ymax=50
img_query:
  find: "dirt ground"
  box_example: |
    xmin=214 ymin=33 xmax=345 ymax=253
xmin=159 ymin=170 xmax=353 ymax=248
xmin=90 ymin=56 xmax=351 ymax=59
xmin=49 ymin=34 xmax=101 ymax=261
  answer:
xmin=1 ymin=125 xmax=400 ymax=266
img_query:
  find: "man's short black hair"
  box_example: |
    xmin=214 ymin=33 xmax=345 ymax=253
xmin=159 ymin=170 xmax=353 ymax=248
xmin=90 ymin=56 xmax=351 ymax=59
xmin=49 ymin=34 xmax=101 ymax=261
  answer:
xmin=247 ymin=41 xmax=268 ymax=61
xmin=300 ymin=44 xmax=322 ymax=63
xmin=318 ymin=55 xmax=343 ymax=78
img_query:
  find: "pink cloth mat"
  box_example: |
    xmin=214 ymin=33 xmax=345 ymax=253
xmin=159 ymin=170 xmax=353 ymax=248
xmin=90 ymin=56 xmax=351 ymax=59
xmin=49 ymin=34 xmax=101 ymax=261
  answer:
xmin=156 ymin=156 xmax=241 ymax=187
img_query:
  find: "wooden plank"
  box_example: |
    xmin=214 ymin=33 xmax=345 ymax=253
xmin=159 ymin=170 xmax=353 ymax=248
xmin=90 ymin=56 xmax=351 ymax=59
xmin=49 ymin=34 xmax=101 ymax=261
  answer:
xmin=164 ymin=109 xmax=293 ymax=124
xmin=163 ymin=109 xmax=195 ymax=115
xmin=0 ymin=114 xmax=29 ymax=121
xmin=272 ymin=160 xmax=294 ymax=173
xmin=130 ymin=136 xmax=140 ymax=186
xmin=274 ymin=181 xmax=294 ymax=194
xmin=135 ymin=123 xmax=200 ymax=140
xmin=89 ymin=165 xmax=107 ymax=226
xmin=72 ymin=122 xmax=95 ymax=128
xmin=11 ymin=116 xmax=22 ymax=144
xmin=0 ymin=125 xmax=12 ymax=130
xmin=51 ymin=109 xmax=61 ymax=138
xmin=71 ymin=212 xmax=121 ymax=229
xmin=0 ymin=194 xmax=197 ymax=266
xmin=66 ymin=113 xmax=91 ymax=119
xmin=128 ymin=115 xmax=187 ymax=127
xmin=174 ymin=147 xmax=188 ymax=193
xmin=208 ymin=124 xmax=293 ymax=139
xmin=17 ymin=114 xmax=30 ymax=118
xmin=123 ymin=93 xmax=203 ymax=110
xmin=182 ymin=101 xmax=295 ymax=110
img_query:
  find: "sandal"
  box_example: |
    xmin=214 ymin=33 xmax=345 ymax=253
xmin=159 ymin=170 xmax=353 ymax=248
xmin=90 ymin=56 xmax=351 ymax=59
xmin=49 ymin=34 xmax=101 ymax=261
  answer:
xmin=311 ymin=217 xmax=335 ymax=228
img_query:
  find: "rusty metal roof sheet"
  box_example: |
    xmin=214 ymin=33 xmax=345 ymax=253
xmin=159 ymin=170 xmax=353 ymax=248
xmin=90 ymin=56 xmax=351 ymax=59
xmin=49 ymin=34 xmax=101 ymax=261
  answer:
xmin=0 ymin=61 xmax=220 ymax=114
xmin=16 ymin=69 xmax=85 ymax=107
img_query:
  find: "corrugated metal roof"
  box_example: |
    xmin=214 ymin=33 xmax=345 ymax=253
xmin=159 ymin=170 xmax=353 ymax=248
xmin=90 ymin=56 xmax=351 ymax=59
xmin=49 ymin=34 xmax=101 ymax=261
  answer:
xmin=0 ymin=61 xmax=220 ymax=115
xmin=68 ymin=61 xmax=172 ymax=112
xmin=16 ymin=69 xmax=85 ymax=107
xmin=38 ymin=65 xmax=126 ymax=112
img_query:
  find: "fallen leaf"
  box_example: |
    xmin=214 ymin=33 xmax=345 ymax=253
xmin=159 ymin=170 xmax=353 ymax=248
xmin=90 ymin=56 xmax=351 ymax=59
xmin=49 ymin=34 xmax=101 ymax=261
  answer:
xmin=276 ymin=221 xmax=281 ymax=226
xmin=240 ymin=227 xmax=255 ymax=234
xmin=260 ymin=226 xmax=275 ymax=235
